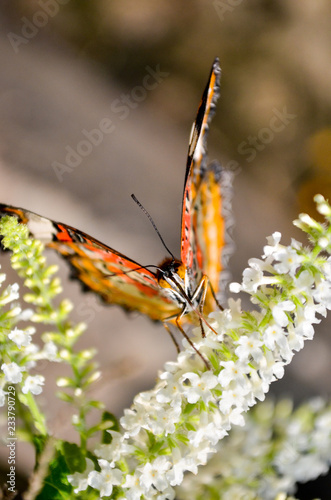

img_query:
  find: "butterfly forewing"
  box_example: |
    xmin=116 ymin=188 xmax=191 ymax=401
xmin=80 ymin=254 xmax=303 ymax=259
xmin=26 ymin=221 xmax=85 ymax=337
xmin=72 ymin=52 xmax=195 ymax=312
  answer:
xmin=185 ymin=59 xmax=221 ymax=193
xmin=181 ymin=58 xmax=222 ymax=286
xmin=0 ymin=205 xmax=181 ymax=322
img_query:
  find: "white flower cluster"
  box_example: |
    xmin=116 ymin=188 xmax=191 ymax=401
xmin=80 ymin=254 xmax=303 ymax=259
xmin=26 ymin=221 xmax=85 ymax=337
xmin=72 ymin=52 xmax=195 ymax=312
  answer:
xmin=177 ymin=397 xmax=331 ymax=500
xmin=0 ymin=268 xmax=58 ymax=404
xmin=69 ymin=196 xmax=331 ymax=499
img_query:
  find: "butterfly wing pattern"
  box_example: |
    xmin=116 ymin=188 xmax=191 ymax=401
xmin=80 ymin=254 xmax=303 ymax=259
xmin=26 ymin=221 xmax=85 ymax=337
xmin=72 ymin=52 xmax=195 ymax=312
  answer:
xmin=181 ymin=60 xmax=220 ymax=274
xmin=180 ymin=58 xmax=228 ymax=315
xmin=0 ymin=58 xmax=231 ymax=333
xmin=0 ymin=205 xmax=181 ymax=322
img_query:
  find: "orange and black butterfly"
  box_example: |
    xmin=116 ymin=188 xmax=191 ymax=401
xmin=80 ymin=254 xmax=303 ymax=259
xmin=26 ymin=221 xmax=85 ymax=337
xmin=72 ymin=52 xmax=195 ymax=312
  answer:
xmin=0 ymin=58 xmax=231 ymax=354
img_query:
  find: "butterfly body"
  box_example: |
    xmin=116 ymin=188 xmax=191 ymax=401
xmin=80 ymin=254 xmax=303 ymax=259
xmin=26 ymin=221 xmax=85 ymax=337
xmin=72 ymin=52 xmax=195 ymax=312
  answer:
xmin=0 ymin=58 xmax=230 ymax=341
xmin=156 ymin=258 xmax=206 ymax=323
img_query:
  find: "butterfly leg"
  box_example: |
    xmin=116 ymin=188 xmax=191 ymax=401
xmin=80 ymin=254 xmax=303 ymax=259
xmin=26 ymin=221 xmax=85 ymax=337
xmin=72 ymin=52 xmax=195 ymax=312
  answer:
xmin=163 ymin=322 xmax=181 ymax=353
xmin=163 ymin=308 xmax=210 ymax=369
xmin=194 ymin=275 xmax=223 ymax=312
xmin=208 ymin=281 xmax=223 ymax=311
xmin=191 ymin=275 xmax=209 ymax=337
xmin=192 ymin=274 xmax=224 ymax=320
xmin=195 ymin=277 xmax=208 ymax=338
xmin=198 ymin=316 xmax=205 ymax=338
xmin=174 ymin=313 xmax=210 ymax=369
xmin=190 ymin=275 xmax=222 ymax=336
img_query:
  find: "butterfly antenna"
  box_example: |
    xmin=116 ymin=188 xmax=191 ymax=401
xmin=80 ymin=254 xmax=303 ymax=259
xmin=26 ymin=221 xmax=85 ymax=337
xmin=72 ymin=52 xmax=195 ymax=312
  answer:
xmin=106 ymin=264 xmax=161 ymax=278
xmin=131 ymin=194 xmax=176 ymax=260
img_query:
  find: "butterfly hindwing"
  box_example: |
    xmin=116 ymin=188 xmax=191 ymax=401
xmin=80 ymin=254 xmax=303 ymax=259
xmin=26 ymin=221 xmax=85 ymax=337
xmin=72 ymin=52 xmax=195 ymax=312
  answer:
xmin=0 ymin=204 xmax=181 ymax=322
xmin=192 ymin=162 xmax=226 ymax=313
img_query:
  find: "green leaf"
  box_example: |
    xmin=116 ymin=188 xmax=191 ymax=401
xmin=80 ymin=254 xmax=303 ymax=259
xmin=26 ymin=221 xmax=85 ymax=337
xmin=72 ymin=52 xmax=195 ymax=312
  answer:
xmin=176 ymin=433 xmax=189 ymax=445
xmin=62 ymin=441 xmax=86 ymax=474
xmin=35 ymin=448 xmax=73 ymax=500
xmin=33 ymin=434 xmax=48 ymax=464
xmin=34 ymin=441 xmax=90 ymax=500
xmin=150 ymin=439 xmax=165 ymax=455
xmin=101 ymin=412 xmax=120 ymax=444
xmin=182 ymin=403 xmax=195 ymax=415
xmin=55 ymin=391 xmax=74 ymax=403
xmin=185 ymin=422 xmax=196 ymax=432
xmin=87 ymin=400 xmax=105 ymax=410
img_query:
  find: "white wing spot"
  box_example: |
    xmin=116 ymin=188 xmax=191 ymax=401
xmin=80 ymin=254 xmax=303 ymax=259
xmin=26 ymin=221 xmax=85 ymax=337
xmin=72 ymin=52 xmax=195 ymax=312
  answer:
xmin=27 ymin=215 xmax=56 ymax=243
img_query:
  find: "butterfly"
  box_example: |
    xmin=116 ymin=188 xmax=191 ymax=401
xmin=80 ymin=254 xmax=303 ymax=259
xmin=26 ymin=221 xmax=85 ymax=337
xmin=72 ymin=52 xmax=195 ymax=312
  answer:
xmin=0 ymin=58 xmax=230 ymax=359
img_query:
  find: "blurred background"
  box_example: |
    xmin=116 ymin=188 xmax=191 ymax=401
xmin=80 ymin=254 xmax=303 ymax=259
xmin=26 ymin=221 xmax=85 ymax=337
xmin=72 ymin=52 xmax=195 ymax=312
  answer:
xmin=0 ymin=0 xmax=330 ymax=495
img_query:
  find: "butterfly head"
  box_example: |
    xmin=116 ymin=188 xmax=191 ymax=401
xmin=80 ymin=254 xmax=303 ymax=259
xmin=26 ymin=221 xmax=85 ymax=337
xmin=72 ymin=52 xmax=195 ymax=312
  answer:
xmin=157 ymin=258 xmax=186 ymax=290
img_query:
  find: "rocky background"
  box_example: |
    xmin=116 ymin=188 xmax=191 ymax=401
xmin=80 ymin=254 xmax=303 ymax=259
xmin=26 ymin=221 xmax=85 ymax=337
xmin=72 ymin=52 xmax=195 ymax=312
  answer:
xmin=0 ymin=1 xmax=330 ymax=496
